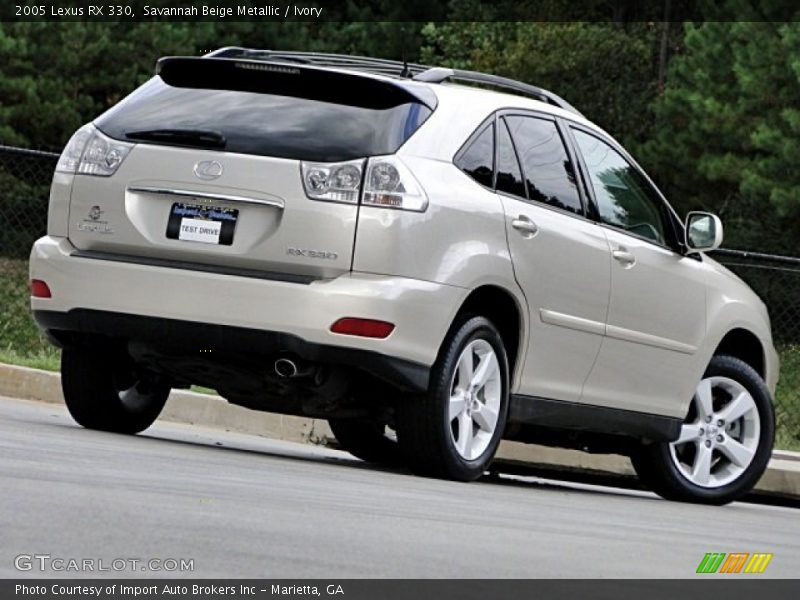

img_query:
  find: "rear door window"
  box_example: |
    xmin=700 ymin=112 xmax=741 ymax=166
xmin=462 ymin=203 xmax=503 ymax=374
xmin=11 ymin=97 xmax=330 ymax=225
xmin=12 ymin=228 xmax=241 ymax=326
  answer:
xmin=495 ymin=118 xmax=526 ymax=198
xmin=505 ymin=116 xmax=583 ymax=215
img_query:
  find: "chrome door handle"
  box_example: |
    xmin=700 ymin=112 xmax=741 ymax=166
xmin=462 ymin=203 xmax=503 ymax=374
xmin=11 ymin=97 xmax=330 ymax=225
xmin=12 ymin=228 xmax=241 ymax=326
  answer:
xmin=612 ymin=248 xmax=636 ymax=267
xmin=511 ymin=216 xmax=539 ymax=237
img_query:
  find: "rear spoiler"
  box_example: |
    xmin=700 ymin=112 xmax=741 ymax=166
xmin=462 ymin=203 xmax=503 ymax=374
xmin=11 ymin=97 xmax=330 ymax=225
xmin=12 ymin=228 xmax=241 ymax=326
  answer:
xmin=156 ymin=57 xmax=438 ymax=111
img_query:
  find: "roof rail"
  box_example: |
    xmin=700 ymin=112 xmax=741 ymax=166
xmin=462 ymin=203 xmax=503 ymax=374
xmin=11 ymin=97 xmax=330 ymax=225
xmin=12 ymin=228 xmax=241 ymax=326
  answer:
xmin=414 ymin=67 xmax=583 ymax=116
xmin=204 ymin=48 xmax=582 ymax=116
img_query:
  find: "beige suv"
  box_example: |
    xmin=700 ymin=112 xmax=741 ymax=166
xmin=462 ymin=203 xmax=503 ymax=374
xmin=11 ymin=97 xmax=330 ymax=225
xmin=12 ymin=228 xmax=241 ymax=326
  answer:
xmin=30 ymin=49 xmax=778 ymax=504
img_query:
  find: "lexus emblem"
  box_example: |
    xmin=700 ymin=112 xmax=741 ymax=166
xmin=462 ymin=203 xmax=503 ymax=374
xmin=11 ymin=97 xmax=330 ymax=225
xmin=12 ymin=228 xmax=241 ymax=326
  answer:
xmin=193 ymin=160 xmax=223 ymax=181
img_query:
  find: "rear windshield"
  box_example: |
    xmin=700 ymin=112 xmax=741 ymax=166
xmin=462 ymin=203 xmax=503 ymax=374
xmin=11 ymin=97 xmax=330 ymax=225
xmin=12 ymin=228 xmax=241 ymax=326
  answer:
xmin=95 ymin=76 xmax=433 ymax=162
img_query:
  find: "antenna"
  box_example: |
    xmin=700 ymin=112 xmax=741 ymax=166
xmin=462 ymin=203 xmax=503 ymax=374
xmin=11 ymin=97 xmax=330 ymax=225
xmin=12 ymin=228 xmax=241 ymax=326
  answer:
xmin=400 ymin=27 xmax=411 ymax=78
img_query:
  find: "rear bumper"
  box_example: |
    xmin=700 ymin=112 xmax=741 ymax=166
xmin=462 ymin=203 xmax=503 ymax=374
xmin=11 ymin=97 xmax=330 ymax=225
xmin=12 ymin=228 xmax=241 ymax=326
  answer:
xmin=30 ymin=236 xmax=468 ymax=391
xmin=33 ymin=308 xmax=430 ymax=391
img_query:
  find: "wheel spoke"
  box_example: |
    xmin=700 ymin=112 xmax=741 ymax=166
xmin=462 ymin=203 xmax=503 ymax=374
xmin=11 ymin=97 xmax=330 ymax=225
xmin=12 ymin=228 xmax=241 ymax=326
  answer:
xmin=472 ymin=404 xmax=497 ymax=433
xmin=456 ymin=411 xmax=473 ymax=458
xmin=470 ymin=352 xmax=497 ymax=391
xmin=691 ymin=443 xmax=713 ymax=485
xmin=718 ymin=391 xmax=755 ymax=424
xmin=718 ymin=436 xmax=755 ymax=468
xmin=695 ymin=379 xmax=714 ymax=420
xmin=456 ymin=351 xmax=474 ymax=391
xmin=675 ymin=423 xmax=703 ymax=444
xmin=449 ymin=392 xmax=466 ymax=422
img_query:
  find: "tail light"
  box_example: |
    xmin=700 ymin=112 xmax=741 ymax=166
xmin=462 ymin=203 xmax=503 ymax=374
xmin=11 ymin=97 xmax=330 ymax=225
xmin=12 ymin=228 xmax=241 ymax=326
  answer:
xmin=300 ymin=159 xmax=363 ymax=204
xmin=301 ymin=155 xmax=427 ymax=212
xmin=56 ymin=124 xmax=133 ymax=177
xmin=363 ymin=156 xmax=427 ymax=212
xmin=31 ymin=280 xmax=52 ymax=298
xmin=330 ymin=318 xmax=395 ymax=339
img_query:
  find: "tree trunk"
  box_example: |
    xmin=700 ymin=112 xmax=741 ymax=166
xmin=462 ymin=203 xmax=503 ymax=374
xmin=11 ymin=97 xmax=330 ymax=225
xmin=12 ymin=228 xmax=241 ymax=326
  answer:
xmin=658 ymin=0 xmax=672 ymax=93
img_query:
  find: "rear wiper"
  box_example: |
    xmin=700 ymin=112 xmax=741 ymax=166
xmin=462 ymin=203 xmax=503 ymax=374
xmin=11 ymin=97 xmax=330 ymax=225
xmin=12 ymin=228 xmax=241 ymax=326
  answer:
xmin=125 ymin=128 xmax=226 ymax=149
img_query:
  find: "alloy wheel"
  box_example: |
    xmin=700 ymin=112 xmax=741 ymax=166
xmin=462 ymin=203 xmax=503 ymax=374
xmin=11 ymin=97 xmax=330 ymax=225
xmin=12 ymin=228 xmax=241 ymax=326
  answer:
xmin=448 ymin=339 xmax=502 ymax=460
xmin=669 ymin=376 xmax=760 ymax=488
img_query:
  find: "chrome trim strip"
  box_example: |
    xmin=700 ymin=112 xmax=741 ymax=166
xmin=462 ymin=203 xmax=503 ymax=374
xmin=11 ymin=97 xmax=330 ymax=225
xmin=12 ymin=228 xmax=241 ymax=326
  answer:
xmin=540 ymin=308 xmax=696 ymax=354
xmin=605 ymin=324 xmax=697 ymax=355
xmin=539 ymin=309 xmax=605 ymax=336
xmin=71 ymin=250 xmax=315 ymax=285
xmin=127 ymin=186 xmax=285 ymax=209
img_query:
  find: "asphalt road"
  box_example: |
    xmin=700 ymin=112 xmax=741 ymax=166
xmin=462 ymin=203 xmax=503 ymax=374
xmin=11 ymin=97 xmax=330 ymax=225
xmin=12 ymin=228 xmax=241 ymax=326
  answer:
xmin=1 ymin=395 xmax=798 ymax=578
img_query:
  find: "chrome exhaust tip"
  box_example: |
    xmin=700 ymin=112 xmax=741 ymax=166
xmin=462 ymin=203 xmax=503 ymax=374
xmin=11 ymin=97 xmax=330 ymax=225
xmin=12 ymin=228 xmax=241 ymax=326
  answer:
xmin=274 ymin=358 xmax=298 ymax=378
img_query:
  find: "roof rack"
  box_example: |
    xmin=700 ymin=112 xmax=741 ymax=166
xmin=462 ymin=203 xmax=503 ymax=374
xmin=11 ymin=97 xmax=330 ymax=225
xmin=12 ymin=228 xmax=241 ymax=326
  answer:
xmin=413 ymin=67 xmax=583 ymax=117
xmin=205 ymin=47 xmax=582 ymax=116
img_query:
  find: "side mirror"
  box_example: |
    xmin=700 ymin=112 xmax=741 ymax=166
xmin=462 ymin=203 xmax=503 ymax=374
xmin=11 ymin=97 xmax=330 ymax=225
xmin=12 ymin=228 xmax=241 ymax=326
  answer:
xmin=685 ymin=211 xmax=723 ymax=252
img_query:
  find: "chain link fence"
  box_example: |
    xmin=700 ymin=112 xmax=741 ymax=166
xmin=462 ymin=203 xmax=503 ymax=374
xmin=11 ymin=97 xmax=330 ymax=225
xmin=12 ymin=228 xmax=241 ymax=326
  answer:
xmin=0 ymin=145 xmax=59 ymax=259
xmin=0 ymin=144 xmax=799 ymax=449
xmin=711 ymin=250 xmax=800 ymax=450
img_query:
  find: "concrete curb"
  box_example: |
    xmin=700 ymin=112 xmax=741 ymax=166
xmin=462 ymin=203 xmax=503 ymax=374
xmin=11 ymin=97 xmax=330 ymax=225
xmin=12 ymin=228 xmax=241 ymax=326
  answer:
xmin=0 ymin=362 xmax=328 ymax=446
xmin=2 ymin=362 xmax=798 ymax=500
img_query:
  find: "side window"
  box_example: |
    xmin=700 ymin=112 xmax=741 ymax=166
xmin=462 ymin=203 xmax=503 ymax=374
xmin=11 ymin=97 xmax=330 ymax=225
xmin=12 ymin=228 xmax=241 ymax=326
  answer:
xmin=455 ymin=123 xmax=494 ymax=188
xmin=572 ymin=129 xmax=668 ymax=245
xmin=505 ymin=116 xmax=582 ymax=214
xmin=496 ymin=118 xmax=526 ymax=198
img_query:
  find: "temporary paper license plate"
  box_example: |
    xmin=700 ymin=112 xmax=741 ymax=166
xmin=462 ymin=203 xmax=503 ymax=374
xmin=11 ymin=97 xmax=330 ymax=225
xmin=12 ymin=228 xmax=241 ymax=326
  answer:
xmin=165 ymin=203 xmax=238 ymax=246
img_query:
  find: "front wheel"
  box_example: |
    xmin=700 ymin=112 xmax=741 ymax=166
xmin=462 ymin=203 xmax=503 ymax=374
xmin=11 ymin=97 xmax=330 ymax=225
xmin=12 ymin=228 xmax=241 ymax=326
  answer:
xmin=61 ymin=346 xmax=171 ymax=434
xmin=397 ymin=316 xmax=509 ymax=481
xmin=631 ymin=355 xmax=775 ymax=505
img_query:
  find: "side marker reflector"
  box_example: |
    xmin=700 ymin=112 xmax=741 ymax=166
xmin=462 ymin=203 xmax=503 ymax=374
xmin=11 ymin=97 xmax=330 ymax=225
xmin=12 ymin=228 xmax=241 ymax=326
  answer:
xmin=31 ymin=279 xmax=52 ymax=298
xmin=330 ymin=318 xmax=395 ymax=339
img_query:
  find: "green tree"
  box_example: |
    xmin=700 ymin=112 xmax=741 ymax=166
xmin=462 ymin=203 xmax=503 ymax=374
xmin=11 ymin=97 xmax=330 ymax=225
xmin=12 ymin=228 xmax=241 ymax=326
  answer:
xmin=740 ymin=23 xmax=800 ymax=220
xmin=421 ymin=21 xmax=666 ymax=148
xmin=0 ymin=22 xmax=209 ymax=149
xmin=642 ymin=18 xmax=800 ymax=253
xmin=0 ymin=19 xmax=435 ymax=149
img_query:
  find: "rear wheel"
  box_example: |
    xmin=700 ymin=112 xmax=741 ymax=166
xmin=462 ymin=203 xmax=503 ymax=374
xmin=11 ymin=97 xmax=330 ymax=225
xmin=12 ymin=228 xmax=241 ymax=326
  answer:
xmin=327 ymin=418 xmax=401 ymax=466
xmin=61 ymin=346 xmax=171 ymax=434
xmin=631 ymin=355 xmax=774 ymax=505
xmin=397 ymin=316 xmax=509 ymax=481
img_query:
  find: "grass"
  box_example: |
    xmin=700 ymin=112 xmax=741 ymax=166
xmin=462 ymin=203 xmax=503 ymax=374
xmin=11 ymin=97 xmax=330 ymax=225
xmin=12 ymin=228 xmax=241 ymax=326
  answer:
xmin=0 ymin=347 xmax=59 ymax=371
xmin=190 ymin=385 xmax=218 ymax=395
xmin=2 ymin=257 xmax=799 ymax=448
xmin=775 ymin=344 xmax=800 ymax=451
xmin=0 ymin=258 xmax=52 ymax=357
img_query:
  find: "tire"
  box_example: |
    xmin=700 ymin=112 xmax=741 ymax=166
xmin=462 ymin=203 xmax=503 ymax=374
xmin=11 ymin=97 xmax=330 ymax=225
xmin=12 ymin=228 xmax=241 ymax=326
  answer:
xmin=328 ymin=418 xmax=401 ymax=466
xmin=631 ymin=355 xmax=775 ymax=505
xmin=61 ymin=346 xmax=171 ymax=434
xmin=397 ymin=315 xmax=510 ymax=481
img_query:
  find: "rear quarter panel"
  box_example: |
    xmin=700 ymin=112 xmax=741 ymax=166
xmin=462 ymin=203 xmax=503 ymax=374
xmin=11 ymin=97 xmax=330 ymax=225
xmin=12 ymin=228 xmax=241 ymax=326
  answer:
xmin=352 ymin=157 xmax=514 ymax=290
xmin=352 ymin=94 xmax=530 ymax=388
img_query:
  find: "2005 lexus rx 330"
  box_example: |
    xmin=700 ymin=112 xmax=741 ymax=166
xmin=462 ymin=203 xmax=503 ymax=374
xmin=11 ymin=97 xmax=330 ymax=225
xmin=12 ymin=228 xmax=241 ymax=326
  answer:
xmin=30 ymin=48 xmax=778 ymax=504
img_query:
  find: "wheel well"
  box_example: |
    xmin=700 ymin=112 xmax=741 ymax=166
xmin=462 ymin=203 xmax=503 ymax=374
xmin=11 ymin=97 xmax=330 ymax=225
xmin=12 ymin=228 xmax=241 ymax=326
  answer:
xmin=457 ymin=286 xmax=522 ymax=375
xmin=714 ymin=328 xmax=765 ymax=378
